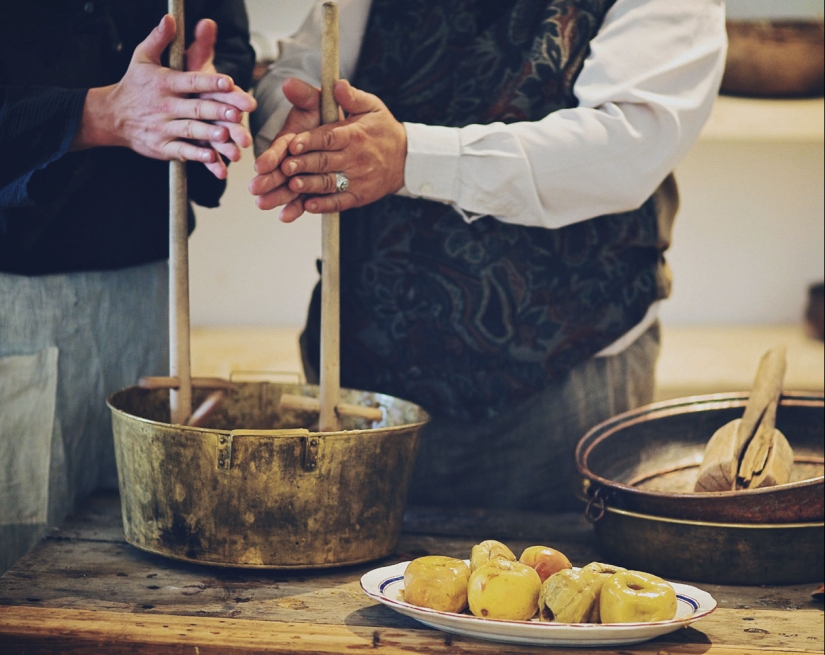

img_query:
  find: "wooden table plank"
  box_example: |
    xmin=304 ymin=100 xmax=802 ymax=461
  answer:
xmin=0 ymin=492 xmax=822 ymax=654
xmin=0 ymin=605 xmax=821 ymax=655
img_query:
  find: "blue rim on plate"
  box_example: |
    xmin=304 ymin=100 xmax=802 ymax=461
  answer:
xmin=361 ymin=561 xmax=717 ymax=647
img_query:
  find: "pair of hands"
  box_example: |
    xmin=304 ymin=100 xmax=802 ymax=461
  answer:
xmin=73 ymin=14 xmax=257 ymax=180
xmin=75 ymin=13 xmax=408 ymax=208
xmin=248 ymin=77 xmax=408 ymax=222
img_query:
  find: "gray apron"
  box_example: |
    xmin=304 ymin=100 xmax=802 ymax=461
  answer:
xmin=0 ymin=261 xmax=168 ymax=573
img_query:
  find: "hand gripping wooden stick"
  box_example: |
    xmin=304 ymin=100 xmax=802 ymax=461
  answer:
xmin=318 ymin=2 xmax=341 ymax=432
xmin=168 ymin=0 xmax=193 ymax=425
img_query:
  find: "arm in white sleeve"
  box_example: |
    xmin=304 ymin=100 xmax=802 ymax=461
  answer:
xmin=402 ymin=0 xmax=728 ymax=228
xmin=251 ymin=0 xmax=372 ymax=156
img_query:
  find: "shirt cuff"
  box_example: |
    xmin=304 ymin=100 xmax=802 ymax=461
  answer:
xmin=401 ymin=123 xmax=461 ymax=203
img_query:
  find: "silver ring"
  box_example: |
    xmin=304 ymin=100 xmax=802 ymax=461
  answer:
xmin=335 ymin=171 xmax=349 ymax=193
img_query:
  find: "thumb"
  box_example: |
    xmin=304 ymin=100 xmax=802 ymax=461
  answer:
xmin=282 ymin=77 xmax=322 ymax=111
xmin=133 ymin=14 xmax=176 ymax=66
xmin=187 ymin=18 xmax=217 ymax=72
xmin=334 ymin=79 xmax=383 ymax=116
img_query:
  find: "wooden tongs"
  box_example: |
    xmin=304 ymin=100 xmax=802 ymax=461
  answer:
xmin=694 ymin=346 xmax=795 ymax=492
xmin=279 ymin=2 xmax=382 ymax=428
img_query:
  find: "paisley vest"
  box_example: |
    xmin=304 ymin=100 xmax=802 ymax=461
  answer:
xmin=301 ymin=0 xmax=677 ymax=420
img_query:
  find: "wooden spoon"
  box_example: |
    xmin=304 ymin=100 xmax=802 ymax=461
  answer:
xmin=737 ymin=385 xmax=794 ymax=489
xmin=694 ymin=347 xmax=792 ymax=492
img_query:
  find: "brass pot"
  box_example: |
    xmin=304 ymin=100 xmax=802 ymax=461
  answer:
xmin=108 ymin=382 xmax=428 ymax=568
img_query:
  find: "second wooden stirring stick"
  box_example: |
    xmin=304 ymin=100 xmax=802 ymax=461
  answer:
xmin=318 ymin=1 xmax=342 ymax=432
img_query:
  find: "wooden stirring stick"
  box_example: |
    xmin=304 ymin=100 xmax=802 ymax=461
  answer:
xmin=318 ymin=1 xmax=341 ymax=432
xmin=280 ymin=3 xmax=383 ymax=427
xmin=167 ymin=0 xmax=192 ymax=425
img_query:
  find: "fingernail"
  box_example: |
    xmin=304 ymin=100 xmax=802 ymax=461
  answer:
xmin=308 ymin=202 xmax=317 ymax=212
xmin=225 ymin=108 xmax=238 ymax=121
xmin=287 ymin=161 xmax=297 ymax=174
xmin=294 ymin=142 xmax=304 ymax=154
xmin=213 ymin=128 xmax=223 ymax=140
xmin=218 ymin=77 xmax=231 ymax=91
xmin=201 ymin=151 xmax=212 ymax=162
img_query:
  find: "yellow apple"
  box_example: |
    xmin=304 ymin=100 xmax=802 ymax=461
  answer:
xmin=581 ymin=562 xmax=626 ymax=623
xmin=403 ymin=556 xmax=471 ymax=613
xmin=470 ymin=539 xmax=516 ymax=572
xmin=519 ymin=546 xmax=572 ymax=582
xmin=467 ymin=559 xmax=541 ymax=621
xmin=538 ymin=567 xmax=598 ymax=623
xmin=599 ymin=570 xmax=677 ymax=623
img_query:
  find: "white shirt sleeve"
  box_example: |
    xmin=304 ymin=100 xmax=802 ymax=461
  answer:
xmin=252 ymin=0 xmax=728 ymax=230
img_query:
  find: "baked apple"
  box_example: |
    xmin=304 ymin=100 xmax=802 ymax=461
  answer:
xmin=538 ymin=568 xmax=597 ymax=623
xmin=467 ymin=559 xmax=541 ymax=621
xmin=403 ymin=556 xmax=471 ymax=613
xmin=581 ymin=562 xmax=626 ymax=623
xmin=519 ymin=546 xmax=572 ymax=582
xmin=470 ymin=539 xmax=516 ymax=572
xmin=538 ymin=563 xmax=627 ymax=623
xmin=599 ymin=570 xmax=677 ymax=623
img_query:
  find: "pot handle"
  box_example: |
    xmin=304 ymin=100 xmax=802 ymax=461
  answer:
xmin=218 ymin=429 xmax=313 ymax=472
xmin=584 ymin=485 xmax=608 ymax=524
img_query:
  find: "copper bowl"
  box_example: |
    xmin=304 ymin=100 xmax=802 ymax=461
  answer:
xmin=722 ymin=20 xmax=825 ymax=98
xmin=575 ymin=392 xmax=824 ymax=524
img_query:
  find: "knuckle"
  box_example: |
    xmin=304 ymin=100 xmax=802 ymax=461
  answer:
xmin=322 ymin=173 xmax=336 ymax=194
xmin=323 ymin=130 xmax=336 ymax=149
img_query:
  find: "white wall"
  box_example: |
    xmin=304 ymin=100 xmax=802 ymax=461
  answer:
xmin=189 ymin=0 xmax=318 ymax=328
xmin=188 ymin=0 xmax=825 ymax=328
xmin=661 ymin=140 xmax=824 ymax=326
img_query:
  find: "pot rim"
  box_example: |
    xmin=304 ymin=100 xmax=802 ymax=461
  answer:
xmin=107 ymin=382 xmax=430 ymax=438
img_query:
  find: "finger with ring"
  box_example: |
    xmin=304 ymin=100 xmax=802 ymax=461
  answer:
xmin=335 ymin=172 xmax=349 ymax=193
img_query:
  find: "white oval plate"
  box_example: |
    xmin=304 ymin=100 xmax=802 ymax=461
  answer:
xmin=360 ymin=561 xmax=717 ymax=647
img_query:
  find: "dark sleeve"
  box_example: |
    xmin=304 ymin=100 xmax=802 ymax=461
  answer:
xmin=0 ymin=86 xmax=87 ymax=209
xmin=204 ymin=0 xmax=256 ymax=91
xmin=187 ymin=0 xmax=255 ymax=208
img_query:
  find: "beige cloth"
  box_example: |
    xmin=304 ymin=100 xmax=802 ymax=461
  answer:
xmin=0 ymin=261 xmax=168 ymax=574
xmin=0 ymin=347 xmax=58 ymax=525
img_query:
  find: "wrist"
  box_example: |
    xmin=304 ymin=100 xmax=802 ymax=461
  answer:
xmin=390 ymin=120 xmax=408 ymax=194
xmin=70 ymin=86 xmax=117 ymax=151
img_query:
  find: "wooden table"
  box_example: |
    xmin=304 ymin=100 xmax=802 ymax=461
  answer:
xmin=0 ymin=492 xmax=822 ymax=654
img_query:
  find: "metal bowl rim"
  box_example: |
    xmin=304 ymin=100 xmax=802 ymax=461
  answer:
xmin=575 ymin=390 xmax=825 ymax=500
